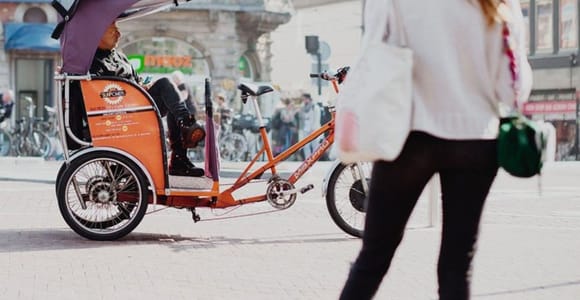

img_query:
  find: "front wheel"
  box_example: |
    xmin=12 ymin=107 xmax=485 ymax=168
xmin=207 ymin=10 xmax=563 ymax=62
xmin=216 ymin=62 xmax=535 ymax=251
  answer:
xmin=57 ymin=151 xmax=149 ymax=240
xmin=326 ymin=162 xmax=372 ymax=238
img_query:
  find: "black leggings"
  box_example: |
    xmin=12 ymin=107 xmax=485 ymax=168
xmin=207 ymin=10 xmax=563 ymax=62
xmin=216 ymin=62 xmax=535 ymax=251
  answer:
xmin=340 ymin=131 xmax=498 ymax=300
xmin=147 ymin=78 xmax=190 ymax=150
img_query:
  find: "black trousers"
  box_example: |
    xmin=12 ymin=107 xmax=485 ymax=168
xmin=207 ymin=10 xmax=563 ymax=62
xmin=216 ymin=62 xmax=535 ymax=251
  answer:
xmin=147 ymin=78 xmax=190 ymax=153
xmin=340 ymin=131 xmax=498 ymax=300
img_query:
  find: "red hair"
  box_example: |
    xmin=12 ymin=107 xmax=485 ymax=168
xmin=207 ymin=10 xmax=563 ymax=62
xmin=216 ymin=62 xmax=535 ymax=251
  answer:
xmin=478 ymin=0 xmax=502 ymax=26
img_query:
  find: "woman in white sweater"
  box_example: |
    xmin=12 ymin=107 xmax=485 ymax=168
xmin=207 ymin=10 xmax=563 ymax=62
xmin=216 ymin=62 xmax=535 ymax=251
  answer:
xmin=339 ymin=0 xmax=531 ymax=299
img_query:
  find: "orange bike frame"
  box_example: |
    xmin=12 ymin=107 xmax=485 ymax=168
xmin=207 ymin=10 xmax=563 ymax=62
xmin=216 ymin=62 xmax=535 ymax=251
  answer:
xmin=216 ymin=80 xmax=339 ymax=208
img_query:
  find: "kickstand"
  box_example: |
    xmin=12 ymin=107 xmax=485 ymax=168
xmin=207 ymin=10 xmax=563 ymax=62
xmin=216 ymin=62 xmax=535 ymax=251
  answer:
xmin=189 ymin=208 xmax=201 ymax=223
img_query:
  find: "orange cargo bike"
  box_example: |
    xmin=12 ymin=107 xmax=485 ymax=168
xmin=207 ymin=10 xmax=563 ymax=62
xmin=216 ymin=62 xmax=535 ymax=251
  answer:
xmin=52 ymin=0 xmax=370 ymax=241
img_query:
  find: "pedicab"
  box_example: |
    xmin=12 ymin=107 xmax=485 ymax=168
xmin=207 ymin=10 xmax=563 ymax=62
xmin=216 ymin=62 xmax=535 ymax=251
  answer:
xmin=52 ymin=0 xmax=370 ymax=241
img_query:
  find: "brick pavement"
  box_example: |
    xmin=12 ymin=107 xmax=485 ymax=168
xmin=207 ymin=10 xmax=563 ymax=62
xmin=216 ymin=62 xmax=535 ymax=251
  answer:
xmin=0 ymin=159 xmax=579 ymax=299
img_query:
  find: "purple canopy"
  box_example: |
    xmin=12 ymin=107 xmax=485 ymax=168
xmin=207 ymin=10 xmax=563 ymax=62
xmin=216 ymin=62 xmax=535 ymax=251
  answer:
xmin=58 ymin=0 xmax=187 ymax=74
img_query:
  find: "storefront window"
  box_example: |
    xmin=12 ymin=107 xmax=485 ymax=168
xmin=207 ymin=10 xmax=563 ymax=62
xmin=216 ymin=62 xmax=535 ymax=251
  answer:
xmin=122 ymin=37 xmax=209 ymax=82
xmin=560 ymin=0 xmax=578 ymax=49
xmin=521 ymin=0 xmax=530 ymax=53
xmin=23 ymin=7 xmax=47 ymax=23
xmin=122 ymin=37 xmax=210 ymax=106
xmin=536 ymin=0 xmax=553 ymax=52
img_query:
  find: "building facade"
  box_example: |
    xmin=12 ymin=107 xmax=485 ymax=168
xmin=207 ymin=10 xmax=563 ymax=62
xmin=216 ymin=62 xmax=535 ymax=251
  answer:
xmin=0 ymin=0 xmax=291 ymax=121
xmin=2 ymin=0 xmax=579 ymax=160
xmin=520 ymin=0 xmax=580 ymax=160
xmin=269 ymin=0 xmax=580 ymax=160
xmin=0 ymin=1 xmax=59 ymax=119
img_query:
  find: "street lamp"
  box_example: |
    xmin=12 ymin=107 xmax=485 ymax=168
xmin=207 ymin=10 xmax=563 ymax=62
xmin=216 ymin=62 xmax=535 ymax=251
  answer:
xmin=305 ymin=35 xmax=321 ymax=96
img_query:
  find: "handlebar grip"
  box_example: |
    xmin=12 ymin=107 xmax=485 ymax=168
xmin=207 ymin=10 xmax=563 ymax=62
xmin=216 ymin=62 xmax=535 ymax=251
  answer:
xmin=309 ymin=74 xmax=320 ymax=78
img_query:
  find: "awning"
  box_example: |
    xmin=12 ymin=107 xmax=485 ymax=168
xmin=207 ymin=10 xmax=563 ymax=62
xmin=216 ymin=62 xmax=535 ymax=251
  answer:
xmin=4 ymin=22 xmax=60 ymax=52
xmin=523 ymin=100 xmax=577 ymax=115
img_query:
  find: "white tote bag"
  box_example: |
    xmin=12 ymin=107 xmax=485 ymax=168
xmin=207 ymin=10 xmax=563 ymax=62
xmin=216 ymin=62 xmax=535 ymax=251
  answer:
xmin=335 ymin=0 xmax=413 ymax=164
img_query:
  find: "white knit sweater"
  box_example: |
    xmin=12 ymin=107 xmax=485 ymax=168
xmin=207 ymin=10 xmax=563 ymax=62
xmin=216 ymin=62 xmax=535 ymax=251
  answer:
xmin=363 ymin=0 xmax=532 ymax=140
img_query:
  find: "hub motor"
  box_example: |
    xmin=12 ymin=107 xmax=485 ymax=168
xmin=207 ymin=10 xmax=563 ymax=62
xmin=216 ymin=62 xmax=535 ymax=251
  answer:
xmin=86 ymin=176 xmax=117 ymax=204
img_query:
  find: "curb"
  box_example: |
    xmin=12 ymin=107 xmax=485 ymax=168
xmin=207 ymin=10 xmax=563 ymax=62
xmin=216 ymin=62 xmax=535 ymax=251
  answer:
xmin=0 ymin=158 xmax=332 ymax=183
xmin=0 ymin=156 xmax=46 ymax=164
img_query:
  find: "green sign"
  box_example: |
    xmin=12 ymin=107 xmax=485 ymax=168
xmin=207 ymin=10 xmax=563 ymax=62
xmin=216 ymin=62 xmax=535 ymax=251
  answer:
xmin=127 ymin=54 xmax=194 ymax=75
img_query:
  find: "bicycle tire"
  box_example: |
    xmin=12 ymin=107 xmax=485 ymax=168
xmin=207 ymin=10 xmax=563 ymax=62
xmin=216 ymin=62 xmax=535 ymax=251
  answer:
xmin=219 ymin=132 xmax=248 ymax=161
xmin=18 ymin=130 xmax=51 ymax=157
xmin=57 ymin=151 xmax=149 ymax=241
xmin=326 ymin=162 xmax=372 ymax=238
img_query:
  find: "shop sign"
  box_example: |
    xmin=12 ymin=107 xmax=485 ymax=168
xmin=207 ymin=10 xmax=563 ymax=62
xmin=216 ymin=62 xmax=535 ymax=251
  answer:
xmin=522 ymin=100 xmax=577 ymax=115
xmin=127 ymin=54 xmax=193 ymax=74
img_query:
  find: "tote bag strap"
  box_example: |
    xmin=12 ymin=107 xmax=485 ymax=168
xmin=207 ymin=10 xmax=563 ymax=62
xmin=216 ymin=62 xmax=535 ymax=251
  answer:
xmin=389 ymin=0 xmax=408 ymax=47
xmin=361 ymin=0 xmax=408 ymax=46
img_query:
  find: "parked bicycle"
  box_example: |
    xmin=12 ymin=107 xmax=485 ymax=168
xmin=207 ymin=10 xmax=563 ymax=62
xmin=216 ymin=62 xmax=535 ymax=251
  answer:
xmin=0 ymin=127 xmax=11 ymax=156
xmin=218 ymin=109 xmax=249 ymax=162
xmin=0 ymin=97 xmax=52 ymax=157
xmin=311 ymin=67 xmax=370 ymax=238
xmin=0 ymin=101 xmax=12 ymax=156
xmin=38 ymin=105 xmax=59 ymax=137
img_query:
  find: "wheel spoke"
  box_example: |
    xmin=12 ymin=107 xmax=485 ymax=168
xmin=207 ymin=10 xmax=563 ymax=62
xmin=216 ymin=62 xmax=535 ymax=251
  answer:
xmin=327 ymin=162 xmax=372 ymax=237
xmin=58 ymin=154 xmax=148 ymax=240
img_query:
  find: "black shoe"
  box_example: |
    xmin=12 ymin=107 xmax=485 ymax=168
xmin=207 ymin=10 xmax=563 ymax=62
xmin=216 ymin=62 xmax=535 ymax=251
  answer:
xmin=169 ymin=154 xmax=204 ymax=177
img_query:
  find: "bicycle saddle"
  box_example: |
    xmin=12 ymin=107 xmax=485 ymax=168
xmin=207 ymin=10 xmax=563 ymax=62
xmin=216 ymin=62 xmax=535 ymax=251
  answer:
xmin=237 ymin=83 xmax=273 ymax=97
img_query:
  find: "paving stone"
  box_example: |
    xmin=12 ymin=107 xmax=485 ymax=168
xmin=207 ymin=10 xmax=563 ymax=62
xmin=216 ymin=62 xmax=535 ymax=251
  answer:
xmin=0 ymin=159 xmax=579 ymax=299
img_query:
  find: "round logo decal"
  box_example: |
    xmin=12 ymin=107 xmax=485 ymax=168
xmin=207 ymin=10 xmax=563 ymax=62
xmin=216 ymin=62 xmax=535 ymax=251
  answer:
xmin=100 ymin=84 xmax=126 ymax=105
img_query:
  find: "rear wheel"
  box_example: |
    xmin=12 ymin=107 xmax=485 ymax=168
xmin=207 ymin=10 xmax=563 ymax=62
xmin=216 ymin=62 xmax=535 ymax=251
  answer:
xmin=32 ymin=130 xmax=52 ymax=157
xmin=326 ymin=162 xmax=372 ymax=238
xmin=57 ymin=151 xmax=149 ymax=240
xmin=219 ymin=132 xmax=248 ymax=161
xmin=16 ymin=130 xmax=51 ymax=157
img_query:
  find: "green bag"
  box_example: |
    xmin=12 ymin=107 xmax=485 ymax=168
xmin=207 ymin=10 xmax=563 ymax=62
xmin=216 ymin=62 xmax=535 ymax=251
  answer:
xmin=497 ymin=115 xmax=545 ymax=178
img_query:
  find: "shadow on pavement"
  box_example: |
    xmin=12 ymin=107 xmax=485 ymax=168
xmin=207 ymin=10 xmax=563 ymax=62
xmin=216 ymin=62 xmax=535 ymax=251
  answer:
xmin=0 ymin=228 xmax=357 ymax=253
xmin=164 ymin=232 xmax=358 ymax=253
xmin=0 ymin=177 xmax=55 ymax=184
xmin=0 ymin=228 xmax=197 ymax=253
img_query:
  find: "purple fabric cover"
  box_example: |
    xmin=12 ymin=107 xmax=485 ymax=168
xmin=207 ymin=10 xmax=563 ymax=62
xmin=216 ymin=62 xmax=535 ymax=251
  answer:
xmin=203 ymin=79 xmax=220 ymax=180
xmin=60 ymin=0 xmax=139 ymax=74
xmin=59 ymin=0 xmax=190 ymax=74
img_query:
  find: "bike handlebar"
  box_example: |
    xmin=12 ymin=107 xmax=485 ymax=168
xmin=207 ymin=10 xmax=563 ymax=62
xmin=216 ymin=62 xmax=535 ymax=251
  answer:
xmin=309 ymin=66 xmax=350 ymax=84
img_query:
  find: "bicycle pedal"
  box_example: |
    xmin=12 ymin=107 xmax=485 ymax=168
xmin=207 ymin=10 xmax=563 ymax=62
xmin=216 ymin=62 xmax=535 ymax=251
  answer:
xmin=300 ymin=184 xmax=314 ymax=194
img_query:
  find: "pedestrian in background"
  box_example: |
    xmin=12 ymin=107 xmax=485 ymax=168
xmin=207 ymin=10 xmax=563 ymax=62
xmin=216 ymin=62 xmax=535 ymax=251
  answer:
xmin=298 ymin=93 xmax=320 ymax=159
xmin=0 ymin=89 xmax=14 ymax=126
xmin=275 ymin=98 xmax=298 ymax=154
xmin=171 ymin=70 xmax=198 ymax=117
xmin=215 ymin=92 xmax=232 ymax=126
xmin=339 ymin=0 xmax=532 ymax=299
